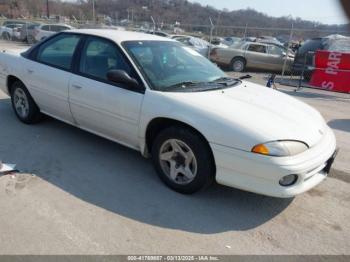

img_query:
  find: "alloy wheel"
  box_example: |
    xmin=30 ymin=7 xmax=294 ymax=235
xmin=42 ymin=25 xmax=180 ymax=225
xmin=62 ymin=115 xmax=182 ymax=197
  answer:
xmin=159 ymin=139 xmax=198 ymax=185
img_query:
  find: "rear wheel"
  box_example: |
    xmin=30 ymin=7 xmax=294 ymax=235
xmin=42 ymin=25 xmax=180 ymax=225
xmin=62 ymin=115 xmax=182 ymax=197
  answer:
xmin=10 ymin=81 xmax=42 ymax=124
xmin=231 ymin=57 xmax=246 ymax=72
xmin=303 ymin=71 xmax=312 ymax=82
xmin=151 ymin=126 xmax=215 ymax=194
xmin=26 ymin=35 xmax=35 ymax=44
xmin=2 ymin=32 xmax=11 ymax=41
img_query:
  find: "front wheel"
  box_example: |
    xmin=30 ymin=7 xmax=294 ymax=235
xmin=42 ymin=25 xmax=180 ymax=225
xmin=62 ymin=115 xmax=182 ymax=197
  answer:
xmin=10 ymin=81 xmax=42 ymax=124
xmin=151 ymin=126 xmax=215 ymax=194
xmin=231 ymin=57 xmax=246 ymax=72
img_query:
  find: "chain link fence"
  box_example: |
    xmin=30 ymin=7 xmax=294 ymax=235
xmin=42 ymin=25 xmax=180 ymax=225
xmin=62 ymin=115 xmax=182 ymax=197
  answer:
xmin=1 ymin=17 xmax=349 ymax=92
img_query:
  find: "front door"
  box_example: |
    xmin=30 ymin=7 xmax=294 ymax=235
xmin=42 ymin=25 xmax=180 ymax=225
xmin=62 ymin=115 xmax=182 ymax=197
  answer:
xmin=267 ymin=45 xmax=287 ymax=71
xmin=69 ymin=36 xmax=144 ymax=149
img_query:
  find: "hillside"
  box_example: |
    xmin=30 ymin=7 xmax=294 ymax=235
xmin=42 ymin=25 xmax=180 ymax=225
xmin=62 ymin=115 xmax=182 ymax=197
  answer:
xmin=1 ymin=0 xmax=349 ymax=37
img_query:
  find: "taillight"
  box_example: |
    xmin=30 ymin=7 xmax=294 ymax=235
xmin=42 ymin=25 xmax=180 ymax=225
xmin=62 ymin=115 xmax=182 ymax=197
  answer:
xmin=210 ymin=48 xmax=217 ymax=57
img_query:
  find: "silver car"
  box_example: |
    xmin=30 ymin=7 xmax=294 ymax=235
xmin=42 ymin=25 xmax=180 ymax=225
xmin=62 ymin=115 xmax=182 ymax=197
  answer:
xmin=211 ymin=42 xmax=295 ymax=72
xmin=174 ymin=35 xmax=210 ymax=56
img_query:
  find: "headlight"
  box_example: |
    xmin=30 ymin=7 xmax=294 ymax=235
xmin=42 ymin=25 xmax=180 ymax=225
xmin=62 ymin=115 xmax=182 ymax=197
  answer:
xmin=251 ymin=141 xmax=309 ymax=157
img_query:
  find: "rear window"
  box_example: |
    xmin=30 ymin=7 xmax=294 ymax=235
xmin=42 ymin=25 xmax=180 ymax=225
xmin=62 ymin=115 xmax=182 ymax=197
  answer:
xmin=327 ymin=39 xmax=350 ymax=53
xmin=298 ymin=39 xmax=323 ymax=55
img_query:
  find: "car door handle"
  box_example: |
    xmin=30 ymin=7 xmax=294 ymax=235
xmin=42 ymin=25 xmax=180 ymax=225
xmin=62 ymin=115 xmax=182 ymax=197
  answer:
xmin=27 ymin=69 xmax=34 ymax=74
xmin=72 ymin=84 xmax=83 ymax=89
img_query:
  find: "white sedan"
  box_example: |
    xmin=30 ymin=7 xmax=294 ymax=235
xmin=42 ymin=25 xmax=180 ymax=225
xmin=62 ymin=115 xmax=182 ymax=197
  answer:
xmin=0 ymin=30 xmax=337 ymax=197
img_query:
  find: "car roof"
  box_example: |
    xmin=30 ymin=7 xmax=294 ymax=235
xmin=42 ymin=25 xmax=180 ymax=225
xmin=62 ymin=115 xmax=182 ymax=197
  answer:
xmin=243 ymin=41 xmax=267 ymax=45
xmin=5 ymin=23 xmax=23 ymax=27
xmin=68 ymin=29 xmax=174 ymax=44
xmin=41 ymin=23 xmax=73 ymax=27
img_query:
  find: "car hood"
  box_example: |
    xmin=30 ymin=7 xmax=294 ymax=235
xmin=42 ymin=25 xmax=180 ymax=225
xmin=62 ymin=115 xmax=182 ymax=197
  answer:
xmin=159 ymin=82 xmax=327 ymax=151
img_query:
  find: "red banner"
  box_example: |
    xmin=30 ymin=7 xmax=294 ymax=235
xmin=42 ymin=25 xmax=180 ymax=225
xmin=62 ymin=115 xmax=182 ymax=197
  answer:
xmin=309 ymin=50 xmax=350 ymax=93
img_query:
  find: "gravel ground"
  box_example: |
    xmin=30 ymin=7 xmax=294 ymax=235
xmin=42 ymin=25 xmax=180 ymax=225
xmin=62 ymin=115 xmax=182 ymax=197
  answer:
xmin=0 ymin=40 xmax=349 ymax=255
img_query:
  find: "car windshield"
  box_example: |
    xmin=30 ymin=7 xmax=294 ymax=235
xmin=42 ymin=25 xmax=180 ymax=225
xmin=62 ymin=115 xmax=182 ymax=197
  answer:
xmin=123 ymin=41 xmax=227 ymax=91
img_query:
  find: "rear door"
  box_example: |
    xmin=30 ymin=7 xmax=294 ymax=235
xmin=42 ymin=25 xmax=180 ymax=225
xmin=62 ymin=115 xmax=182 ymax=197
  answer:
xmin=23 ymin=33 xmax=82 ymax=123
xmin=69 ymin=36 xmax=144 ymax=148
xmin=244 ymin=43 xmax=271 ymax=70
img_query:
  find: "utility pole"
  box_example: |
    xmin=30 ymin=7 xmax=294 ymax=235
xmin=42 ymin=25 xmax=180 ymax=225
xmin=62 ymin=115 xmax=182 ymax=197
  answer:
xmin=208 ymin=17 xmax=214 ymax=59
xmin=215 ymin=12 xmax=221 ymax=36
xmin=92 ymin=0 xmax=96 ymax=24
xmin=281 ymin=22 xmax=294 ymax=80
xmin=150 ymin=16 xmax=156 ymax=33
xmin=243 ymin=23 xmax=248 ymax=38
xmin=46 ymin=0 xmax=50 ymax=19
xmin=131 ymin=8 xmax=134 ymax=24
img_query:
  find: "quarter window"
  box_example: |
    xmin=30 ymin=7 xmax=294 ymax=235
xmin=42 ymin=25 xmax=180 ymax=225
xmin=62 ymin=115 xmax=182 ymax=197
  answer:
xmin=79 ymin=37 xmax=132 ymax=81
xmin=37 ymin=34 xmax=81 ymax=70
xmin=269 ymin=45 xmax=284 ymax=55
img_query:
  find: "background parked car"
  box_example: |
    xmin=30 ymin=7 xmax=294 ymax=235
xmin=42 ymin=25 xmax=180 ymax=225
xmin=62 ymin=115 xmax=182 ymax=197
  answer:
xmin=1 ymin=20 xmax=27 ymax=27
xmin=211 ymin=41 xmax=295 ymax=72
xmin=0 ymin=23 xmax=23 ymax=40
xmin=292 ymin=34 xmax=350 ymax=80
xmin=147 ymin=30 xmax=170 ymax=38
xmin=173 ymin=35 xmax=210 ymax=56
xmin=33 ymin=23 xmax=74 ymax=42
xmin=19 ymin=22 xmax=41 ymax=44
xmin=221 ymin=36 xmax=242 ymax=46
xmin=256 ymin=36 xmax=283 ymax=46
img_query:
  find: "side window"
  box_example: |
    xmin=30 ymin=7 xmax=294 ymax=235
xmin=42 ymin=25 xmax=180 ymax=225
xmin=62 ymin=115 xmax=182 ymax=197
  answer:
xmin=50 ymin=25 xmax=60 ymax=32
xmin=79 ymin=37 xmax=132 ymax=81
xmin=37 ymin=34 xmax=81 ymax=70
xmin=56 ymin=26 xmax=68 ymax=32
xmin=61 ymin=26 xmax=70 ymax=31
xmin=41 ymin=25 xmax=50 ymax=31
xmin=248 ymin=44 xmax=267 ymax=53
xmin=269 ymin=45 xmax=284 ymax=56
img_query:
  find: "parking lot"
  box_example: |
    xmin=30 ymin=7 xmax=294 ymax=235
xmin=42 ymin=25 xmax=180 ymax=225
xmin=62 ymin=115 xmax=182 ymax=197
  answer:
xmin=0 ymin=40 xmax=350 ymax=255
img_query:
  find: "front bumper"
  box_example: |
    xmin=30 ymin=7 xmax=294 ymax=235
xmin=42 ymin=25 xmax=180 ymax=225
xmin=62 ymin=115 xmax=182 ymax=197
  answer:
xmin=211 ymin=126 xmax=337 ymax=198
xmin=292 ymin=63 xmax=315 ymax=74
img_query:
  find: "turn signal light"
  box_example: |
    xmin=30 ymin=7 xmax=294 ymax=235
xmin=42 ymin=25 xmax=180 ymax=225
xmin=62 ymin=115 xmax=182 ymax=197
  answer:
xmin=251 ymin=144 xmax=269 ymax=155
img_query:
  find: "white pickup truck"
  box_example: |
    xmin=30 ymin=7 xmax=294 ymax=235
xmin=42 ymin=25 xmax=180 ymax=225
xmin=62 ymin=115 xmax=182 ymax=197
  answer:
xmin=0 ymin=29 xmax=337 ymax=198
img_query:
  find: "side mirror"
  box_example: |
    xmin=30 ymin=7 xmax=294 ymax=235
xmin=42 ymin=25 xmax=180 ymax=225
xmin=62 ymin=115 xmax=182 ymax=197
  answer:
xmin=282 ymin=51 xmax=287 ymax=57
xmin=107 ymin=70 xmax=140 ymax=90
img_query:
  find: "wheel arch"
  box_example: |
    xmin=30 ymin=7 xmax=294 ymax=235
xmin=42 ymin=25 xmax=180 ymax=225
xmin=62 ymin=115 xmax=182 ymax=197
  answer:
xmin=7 ymin=75 xmax=23 ymax=94
xmin=144 ymin=117 xmax=216 ymax=171
xmin=231 ymin=56 xmax=247 ymax=65
xmin=7 ymin=75 xmax=38 ymax=107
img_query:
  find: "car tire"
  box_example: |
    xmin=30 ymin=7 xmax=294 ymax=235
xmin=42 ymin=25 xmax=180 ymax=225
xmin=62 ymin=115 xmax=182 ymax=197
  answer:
xmin=2 ymin=32 xmax=10 ymax=41
xmin=231 ymin=57 xmax=246 ymax=72
xmin=151 ymin=126 xmax=215 ymax=194
xmin=26 ymin=35 xmax=35 ymax=44
xmin=10 ymin=81 xmax=42 ymax=124
xmin=303 ymin=71 xmax=312 ymax=82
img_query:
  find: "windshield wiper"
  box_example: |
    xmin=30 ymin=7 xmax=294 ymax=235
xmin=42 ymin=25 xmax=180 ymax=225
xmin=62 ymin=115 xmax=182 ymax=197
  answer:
xmin=162 ymin=81 xmax=202 ymax=90
xmin=162 ymin=78 xmax=240 ymax=92
xmin=212 ymin=77 xmax=241 ymax=86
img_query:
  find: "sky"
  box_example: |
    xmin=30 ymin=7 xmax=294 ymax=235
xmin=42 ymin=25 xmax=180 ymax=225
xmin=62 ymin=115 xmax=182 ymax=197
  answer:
xmin=190 ymin=0 xmax=349 ymax=24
